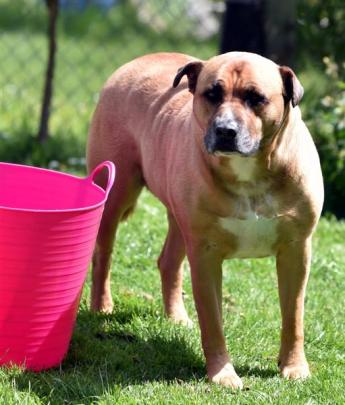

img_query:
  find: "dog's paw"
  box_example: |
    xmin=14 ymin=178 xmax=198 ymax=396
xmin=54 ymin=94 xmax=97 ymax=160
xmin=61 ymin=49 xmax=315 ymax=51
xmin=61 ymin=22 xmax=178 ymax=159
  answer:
xmin=169 ymin=313 xmax=193 ymax=328
xmin=209 ymin=363 xmax=243 ymax=389
xmin=167 ymin=307 xmax=193 ymax=327
xmin=280 ymin=362 xmax=310 ymax=380
xmin=91 ymin=296 xmax=114 ymax=314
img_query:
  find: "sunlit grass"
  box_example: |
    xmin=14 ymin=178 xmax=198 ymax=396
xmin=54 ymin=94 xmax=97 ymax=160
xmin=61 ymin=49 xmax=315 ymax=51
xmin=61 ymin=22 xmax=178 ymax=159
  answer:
xmin=0 ymin=190 xmax=344 ymax=404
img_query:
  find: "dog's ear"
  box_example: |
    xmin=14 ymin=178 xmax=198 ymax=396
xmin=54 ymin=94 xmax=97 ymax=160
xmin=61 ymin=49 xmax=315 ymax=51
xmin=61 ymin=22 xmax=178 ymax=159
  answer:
xmin=279 ymin=66 xmax=304 ymax=107
xmin=173 ymin=61 xmax=203 ymax=93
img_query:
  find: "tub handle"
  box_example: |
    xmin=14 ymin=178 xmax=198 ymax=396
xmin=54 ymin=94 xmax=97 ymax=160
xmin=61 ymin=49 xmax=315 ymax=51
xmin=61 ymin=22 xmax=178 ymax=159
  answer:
xmin=88 ymin=161 xmax=116 ymax=198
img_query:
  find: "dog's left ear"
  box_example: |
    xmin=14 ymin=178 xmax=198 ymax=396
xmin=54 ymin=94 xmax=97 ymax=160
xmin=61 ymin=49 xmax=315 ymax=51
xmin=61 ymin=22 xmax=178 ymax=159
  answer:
xmin=173 ymin=61 xmax=203 ymax=94
xmin=279 ymin=66 xmax=304 ymax=107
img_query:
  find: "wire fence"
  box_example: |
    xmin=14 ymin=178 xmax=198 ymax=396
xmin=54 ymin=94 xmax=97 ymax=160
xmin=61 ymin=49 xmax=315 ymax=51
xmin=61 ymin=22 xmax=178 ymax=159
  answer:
xmin=0 ymin=0 xmax=221 ymax=152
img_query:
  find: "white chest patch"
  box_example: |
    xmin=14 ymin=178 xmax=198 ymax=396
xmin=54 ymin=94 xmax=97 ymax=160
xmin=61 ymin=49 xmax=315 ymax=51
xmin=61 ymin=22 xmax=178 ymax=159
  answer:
xmin=218 ymin=189 xmax=280 ymax=259
xmin=219 ymin=214 xmax=278 ymax=259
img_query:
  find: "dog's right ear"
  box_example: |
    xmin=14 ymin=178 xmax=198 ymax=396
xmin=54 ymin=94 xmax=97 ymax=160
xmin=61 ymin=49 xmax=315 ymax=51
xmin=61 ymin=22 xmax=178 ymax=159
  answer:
xmin=173 ymin=61 xmax=203 ymax=94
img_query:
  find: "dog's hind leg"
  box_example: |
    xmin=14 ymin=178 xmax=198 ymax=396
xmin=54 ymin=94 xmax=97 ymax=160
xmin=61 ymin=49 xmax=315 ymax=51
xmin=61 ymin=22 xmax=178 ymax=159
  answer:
xmin=89 ymin=160 xmax=144 ymax=313
xmin=158 ymin=212 xmax=192 ymax=326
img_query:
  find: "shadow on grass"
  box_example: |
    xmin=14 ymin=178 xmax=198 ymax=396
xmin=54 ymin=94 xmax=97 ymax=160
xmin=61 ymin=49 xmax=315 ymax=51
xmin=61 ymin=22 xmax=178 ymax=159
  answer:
xmin=236 ymin=365 xmax=277 ymax=379
xmin=11 ymin=306 xmax=205 ymax=402
xmin=11 ymin=305 xmax=278 ymax=402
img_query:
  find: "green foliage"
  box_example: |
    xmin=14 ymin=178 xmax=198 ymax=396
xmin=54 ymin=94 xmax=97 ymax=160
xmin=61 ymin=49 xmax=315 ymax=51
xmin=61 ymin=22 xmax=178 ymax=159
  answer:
xmin=304 ymin=58 xmax=345 ymax=217
xmin=297 ymin=0 xmax=345 ymax=67
xmin=297 ymin=0 xmax=345 ymax=217
xmin=0 ymin=131 xmax=85 ymax=171
xmin=59 ymin=1 xmax=210 ymax=43
xmin=0 ymin=0 xmax=47 ymax=35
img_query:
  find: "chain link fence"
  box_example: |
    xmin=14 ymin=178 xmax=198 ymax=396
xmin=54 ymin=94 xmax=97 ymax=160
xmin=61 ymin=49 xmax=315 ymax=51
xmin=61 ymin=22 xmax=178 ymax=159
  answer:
xmin=0 ymin=0 xmax=222 ymax=164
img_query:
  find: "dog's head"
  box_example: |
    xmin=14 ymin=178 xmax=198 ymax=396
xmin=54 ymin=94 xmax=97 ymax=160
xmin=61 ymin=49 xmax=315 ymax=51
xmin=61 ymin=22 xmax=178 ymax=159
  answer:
xmin=173 ymin=52 xmax=303 ymax=157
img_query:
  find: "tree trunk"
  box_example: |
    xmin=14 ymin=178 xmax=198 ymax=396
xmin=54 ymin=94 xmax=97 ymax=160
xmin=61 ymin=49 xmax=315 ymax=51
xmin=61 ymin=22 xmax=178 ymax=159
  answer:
xmin=220 ymin=0 xmax=265 ymax=55
xmin=220 ymin=0 xmax=297 ymax=67
xmin=37 ymin=0 xmax=59 ymax=143
xmin=265 ymin=0 xmax=297 ymax=67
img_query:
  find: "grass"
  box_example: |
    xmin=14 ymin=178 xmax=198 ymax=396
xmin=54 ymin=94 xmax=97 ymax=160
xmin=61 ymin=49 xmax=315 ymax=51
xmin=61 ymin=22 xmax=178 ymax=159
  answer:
xmin=0 ymin=189 xmax=344 ymax=404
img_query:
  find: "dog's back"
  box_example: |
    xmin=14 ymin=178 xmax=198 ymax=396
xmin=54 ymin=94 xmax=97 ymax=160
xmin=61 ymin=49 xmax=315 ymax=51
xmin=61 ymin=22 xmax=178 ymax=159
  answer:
xmin=91 ymin=52 xmax=194 ymax=143
xmin=87 ymin=53 xmax=199 ymax=205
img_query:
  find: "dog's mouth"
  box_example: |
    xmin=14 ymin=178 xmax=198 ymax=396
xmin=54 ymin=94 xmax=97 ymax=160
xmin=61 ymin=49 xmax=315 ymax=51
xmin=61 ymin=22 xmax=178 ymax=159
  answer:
xmin=204 ymin=130 xmax=259 ymax=157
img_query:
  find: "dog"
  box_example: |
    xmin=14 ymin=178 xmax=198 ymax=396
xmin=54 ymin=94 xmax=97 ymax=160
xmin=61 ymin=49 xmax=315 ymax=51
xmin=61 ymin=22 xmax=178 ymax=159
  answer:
xmin=86 ymin=52 xmax=324 ymax=389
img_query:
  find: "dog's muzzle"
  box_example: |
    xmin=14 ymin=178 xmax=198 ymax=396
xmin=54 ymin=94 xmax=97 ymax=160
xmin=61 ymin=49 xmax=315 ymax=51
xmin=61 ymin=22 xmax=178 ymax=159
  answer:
xmin=204 ymin=116 xmax=259 ymax=156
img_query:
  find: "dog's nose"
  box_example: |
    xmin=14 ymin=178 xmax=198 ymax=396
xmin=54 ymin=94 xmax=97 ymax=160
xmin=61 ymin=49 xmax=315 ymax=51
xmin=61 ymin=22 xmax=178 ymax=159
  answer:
xmin=215 ymin=125 xmax=237 ymax=138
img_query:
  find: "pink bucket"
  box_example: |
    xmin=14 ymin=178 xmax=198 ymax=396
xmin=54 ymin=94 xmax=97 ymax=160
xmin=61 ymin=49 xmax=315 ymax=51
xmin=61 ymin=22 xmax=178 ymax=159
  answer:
xmin=0 ymin=161 xmax=115 ymax=371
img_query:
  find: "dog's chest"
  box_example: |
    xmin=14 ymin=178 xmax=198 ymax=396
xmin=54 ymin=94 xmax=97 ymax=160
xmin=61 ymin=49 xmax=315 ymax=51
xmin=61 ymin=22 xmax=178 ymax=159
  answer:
xmin=218 ymin=188 xmax=280 ymax=259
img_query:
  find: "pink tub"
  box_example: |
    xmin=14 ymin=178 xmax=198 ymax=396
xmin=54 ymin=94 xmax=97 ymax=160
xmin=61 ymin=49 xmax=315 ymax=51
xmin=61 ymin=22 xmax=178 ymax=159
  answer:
xmin=0 ymin=161 xmax=115 ymax=370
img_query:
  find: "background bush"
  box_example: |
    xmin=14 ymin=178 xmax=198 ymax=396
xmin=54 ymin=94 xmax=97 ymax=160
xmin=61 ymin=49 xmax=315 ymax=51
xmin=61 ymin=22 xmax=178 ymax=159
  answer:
xmin=304 ymin=59 xmax=345 ymax=217
xmin=297 ymin=0 xmax=345 ymax=216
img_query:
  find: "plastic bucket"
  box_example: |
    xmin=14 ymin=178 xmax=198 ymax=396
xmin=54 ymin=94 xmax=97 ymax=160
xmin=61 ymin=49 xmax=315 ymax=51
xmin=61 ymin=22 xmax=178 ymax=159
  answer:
xmin=0 ymin=161 xmax=115 ymax=371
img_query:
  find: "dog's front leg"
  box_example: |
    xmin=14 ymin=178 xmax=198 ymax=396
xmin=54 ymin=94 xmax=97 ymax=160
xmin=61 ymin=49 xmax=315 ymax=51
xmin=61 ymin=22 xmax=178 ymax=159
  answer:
xmin=187 ymin=244 xmax=243 ymax=389
xmin=276 ymin=238 xmax=312 ymax=379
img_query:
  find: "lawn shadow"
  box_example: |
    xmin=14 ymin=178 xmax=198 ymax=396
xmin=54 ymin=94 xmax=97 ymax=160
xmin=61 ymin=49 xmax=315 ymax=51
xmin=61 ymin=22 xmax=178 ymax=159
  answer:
xmin=11 ymin=305 xmax=280 ymax=402
xmin=236 ymin=364 xmax=278 ymax=379
xmin=12 ymin=306 xmax=205 ymax=402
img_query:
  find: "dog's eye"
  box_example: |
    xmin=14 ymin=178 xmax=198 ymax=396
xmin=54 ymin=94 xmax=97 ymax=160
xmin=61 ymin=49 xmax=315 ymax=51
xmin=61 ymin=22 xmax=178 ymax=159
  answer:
xmin=244 ymin=90 xmax=268 ymax=108
xmin=203 ymin=85 xmax=223 ymax=104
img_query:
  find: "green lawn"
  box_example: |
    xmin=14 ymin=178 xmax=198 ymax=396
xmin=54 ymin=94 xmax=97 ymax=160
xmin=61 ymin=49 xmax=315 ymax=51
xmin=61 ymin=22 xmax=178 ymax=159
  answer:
xmin=1 ymin=190 xmax=344 ymax=404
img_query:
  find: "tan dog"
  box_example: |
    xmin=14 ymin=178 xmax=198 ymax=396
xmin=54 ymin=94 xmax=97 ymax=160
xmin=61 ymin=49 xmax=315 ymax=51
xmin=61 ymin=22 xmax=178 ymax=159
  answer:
xmin=87 ymin=52 xmax=324 ymax=389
